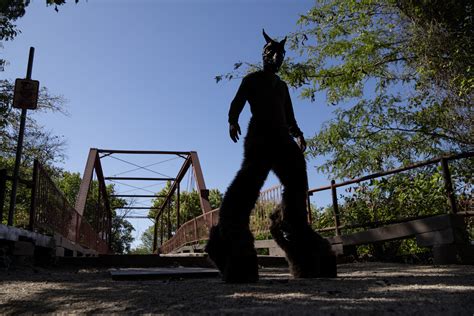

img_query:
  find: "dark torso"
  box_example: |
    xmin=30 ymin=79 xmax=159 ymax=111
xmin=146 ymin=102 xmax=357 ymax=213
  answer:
xmin=244 ymin=71 xmax=289 ymax=128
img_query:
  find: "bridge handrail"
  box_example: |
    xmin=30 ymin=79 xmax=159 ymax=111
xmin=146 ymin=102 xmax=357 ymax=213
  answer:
xmin=308 ymin=151 xmax=473 ymax=236
xmin=30 ymin=160 xmax=109 ymax=252
xmin=160 ymin=151 xmax=473 ymax=253
xmin=309 ymin=151 xmax=473 ymax=193
xmin=160 ymin=186 xmax=283 ymax=253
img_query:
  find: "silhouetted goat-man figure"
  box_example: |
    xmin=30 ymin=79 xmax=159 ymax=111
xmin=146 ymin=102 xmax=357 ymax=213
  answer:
xmin=205 ymin=30 xmax=336 ymax=283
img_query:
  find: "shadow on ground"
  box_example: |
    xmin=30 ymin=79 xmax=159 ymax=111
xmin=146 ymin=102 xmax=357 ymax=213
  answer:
xmin=1 ymin=262 xmax=473 ymax=315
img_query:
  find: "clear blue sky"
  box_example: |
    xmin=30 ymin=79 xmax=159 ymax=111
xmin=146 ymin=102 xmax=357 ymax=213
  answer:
xmin=2 ymin=0 xmax=338 ymax=245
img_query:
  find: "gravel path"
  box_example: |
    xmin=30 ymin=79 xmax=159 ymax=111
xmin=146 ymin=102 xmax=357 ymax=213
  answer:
xmin=1 ymin=262 xmax=473 ymax=315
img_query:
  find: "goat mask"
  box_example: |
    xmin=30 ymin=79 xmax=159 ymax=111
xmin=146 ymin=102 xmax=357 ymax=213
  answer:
xmin=262 ymin=29 xmax=286 ymax=73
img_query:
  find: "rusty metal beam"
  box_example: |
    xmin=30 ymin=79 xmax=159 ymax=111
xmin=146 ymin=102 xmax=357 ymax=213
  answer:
xmin=75 ymin=148 xmax=98 ymax=217
xmin=110 ymin=194 xmax=166 ymax=198
xmin=105 ymin=177 xmax=175 ymax=181
xmin=97 ymin=149 xmax=191 ymax=155
xmin=116 ymin=207 xmax=161 ymax=210
xmin=123 ymin=216 xmax=155 ymax=220
xmin=154 ymin=156 xmax=192 ymax=221
xmin=93 ymin=153 xmax=112 ymax=248
xmin=190 ymin=151 xmax=212 ymax=214
xmin=309 ymin=151 xmax=474 ymax=194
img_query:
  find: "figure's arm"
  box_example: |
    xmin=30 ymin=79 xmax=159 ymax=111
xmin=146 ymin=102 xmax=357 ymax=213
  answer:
xmin=284 ymin=85 xmax=306 ymax=152
xmin=228 ymin=77 xmax=248 ymax=142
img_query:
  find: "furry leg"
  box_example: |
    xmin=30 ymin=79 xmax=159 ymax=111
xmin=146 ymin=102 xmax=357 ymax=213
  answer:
xmin=205 ymin=225 xmax=258 ymax=283
xmin=270 ymin=206 xmax=336 ymax=278
xmin=272 ymin=140 xmax=337 ymax=278
xmin=205 ymin=134 xmax=271 ymax=283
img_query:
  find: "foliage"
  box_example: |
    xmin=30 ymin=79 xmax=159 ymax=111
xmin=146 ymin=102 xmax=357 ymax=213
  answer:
xmin=292 ymin=0 xmax=472 ymax=178
xmin=0 ymin=0 xmax=80 ymax=71
xmin=110 ymin=216 xmax=134 ymax=254
xmin=339 ymin=168 xmax=448 ymax=227
xmin=0 ymin=0 xmax=28 ymax=43
xmin=0 ymin=80 xmax=67 ymax=167
xmin=130 ymin=226 xmax=154 ymax=254
xmin=311 ymin=163 xmax=472 ymax=257
xmin=219 ymin=0 xmax=472 ymax=178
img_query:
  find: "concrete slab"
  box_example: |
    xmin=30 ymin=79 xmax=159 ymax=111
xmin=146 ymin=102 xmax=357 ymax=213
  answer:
xmin=59 ymin=254 xmax=288 ymax=268
xmin=109 ymin=267 xmax=219 ymax=281
xmin=0 ymin=224 xmax=54 ymax=248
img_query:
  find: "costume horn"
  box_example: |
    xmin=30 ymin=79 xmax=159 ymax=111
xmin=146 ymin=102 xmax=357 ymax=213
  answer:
xmin=262 ymin=29 xmax=274 ymax=44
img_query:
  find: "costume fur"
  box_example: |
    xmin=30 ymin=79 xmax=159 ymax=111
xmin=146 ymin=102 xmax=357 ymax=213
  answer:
xmin=205 ymin=30 xmax=336 ymax=282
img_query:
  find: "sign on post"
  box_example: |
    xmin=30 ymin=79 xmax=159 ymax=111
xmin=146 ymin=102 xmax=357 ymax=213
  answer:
xmin=13 ymin=78 xmax=40 ymax=110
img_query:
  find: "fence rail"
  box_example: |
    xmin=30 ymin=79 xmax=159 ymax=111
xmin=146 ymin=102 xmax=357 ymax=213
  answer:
xmin=160 ymin=151 xmax=473 ymax=254
xmin=309 ymin=151 xmax=473 ymax=236
xmin=30 ymin=160 xmax=109 ymax=253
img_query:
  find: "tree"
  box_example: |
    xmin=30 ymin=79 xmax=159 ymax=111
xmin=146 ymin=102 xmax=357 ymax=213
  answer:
xmin=110 ymin=216 xmax=134 ymax=254
xmin=1 ymin=1 xmax=78 ymax=70
xmin=130 ymin=226 xmax=154 ymax=254
xmin=220 ymin=0 xmax=472 ymax=179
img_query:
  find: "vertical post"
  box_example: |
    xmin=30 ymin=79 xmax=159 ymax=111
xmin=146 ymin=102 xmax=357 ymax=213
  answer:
xmin=95 ymin=179 xmax=100 ymax=231
xmin=167 ymin=200 xmax=172 ymax=239
xmin=160 ymin=212 xmax=164 ymax=245
xmin=441 ymin=158 xmax=458 ymax=214
xmin=75 ymin=213 xmax=81 ymax=244
xmin=176 ymin=182 xmax=180 ymax=228
xmin=193 ymin=218 xmax=198 ymax=241
xmin=108 ymin=206 xmax=112 ymax=248
xmin=28 ymin=160 xmax=39 ymax=231
xmin=331 ymin=180 xmax=341 ymax=236
xmin=8 ymin=47 xmax=35 ymax=226
xmin=0 ymin=169 xmax=6 ymax=223
xmin=307 ymin=192 xmax=313 ymax=224
xmin=152 ymin=218 xmax=158 ymax=254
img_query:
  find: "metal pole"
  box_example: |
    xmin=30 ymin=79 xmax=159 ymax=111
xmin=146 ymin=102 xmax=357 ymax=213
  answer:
xmin=8 ymin=47 xmax=35 ymax=226
xmin=331 ymin=180 xmax=341 ymax=236
xmin=440 ymin=158 xmax=458 ymax=214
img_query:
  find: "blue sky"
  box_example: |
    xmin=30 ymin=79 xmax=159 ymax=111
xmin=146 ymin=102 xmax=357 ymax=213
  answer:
xmin=2 ymin=0 xmax=339 ymax=245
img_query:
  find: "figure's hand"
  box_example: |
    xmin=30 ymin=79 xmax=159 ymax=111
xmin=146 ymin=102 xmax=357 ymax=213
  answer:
xmin=296 ymin=135 xmax=307 ymax=152
xmin=229 ymin=123 xmax=241 ymax=143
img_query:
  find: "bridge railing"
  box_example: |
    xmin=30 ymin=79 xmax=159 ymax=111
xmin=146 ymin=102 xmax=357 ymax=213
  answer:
xmin=75 ymin=149 xmax=112 ymax=252
xmin=160 ymin=151 xmax=473 ymax=254
xmin=160 ymin=186 xmax=282 ymax=253
xmin=308 ymin=151 xmax=473 ymax=236
xmin=30 ymin=160 xmax=109 ymax=253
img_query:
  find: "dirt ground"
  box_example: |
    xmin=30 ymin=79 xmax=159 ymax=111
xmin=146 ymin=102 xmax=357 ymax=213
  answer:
xmin=1 ymin=262 xmax=473 ymax=315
